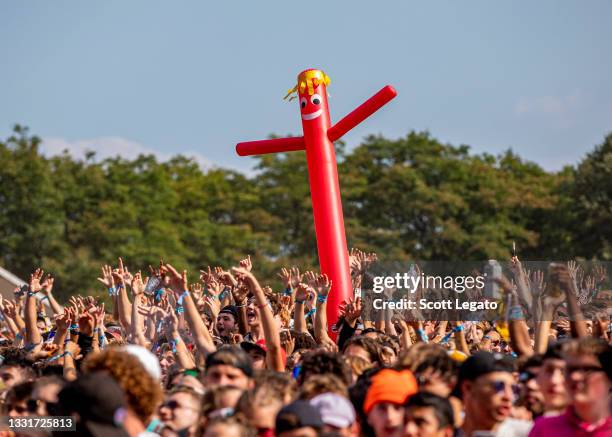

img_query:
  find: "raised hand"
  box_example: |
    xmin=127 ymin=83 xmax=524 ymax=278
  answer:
xmin=315 ymin=273 xmax=332 ymax=298
xmin=281 ymin=331 xmax=295 ymax=355
xmin=295 ymin=283 xmax=311 ymax=303
xmin=97 ymin=265 xmax=115 ymax=289
xmin=239 ymin=255 xmax=253 ymax=272
xmin=117 ymin=258 xmax=133 ymax=284
xmin=161 ymin=264 xmax=188 ymax=293
xmin=340 ymin=297 xmax=362 ymax=323
xmin=278 ymin=268 xmax=292 ymax=289
xmin=41 ymin=275 xmax=55 ymax=296
xmin=29 ymin=268 xmax=44 ymax=293
xmin=78 ymin=311 xmax=95 ymax=337
xmin=290 ymin=267 xmax=302 ymax=289
xmin=131 ymin=272 xmax=145 ymax=296
xmin=304 ymin=271 xmax=317 ymax=288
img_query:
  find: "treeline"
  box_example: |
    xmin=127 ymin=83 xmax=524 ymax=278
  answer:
xmin=0 ymin=125 xmax=610 ymax=300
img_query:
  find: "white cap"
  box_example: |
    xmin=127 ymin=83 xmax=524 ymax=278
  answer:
xmin=120 ymin=345 xmax=162 ymax=381
xmin=309 ymin=392 xmax=356 ymax=428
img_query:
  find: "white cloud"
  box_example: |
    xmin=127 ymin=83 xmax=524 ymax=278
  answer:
xmin=40 ymin=136 xmax=212 ymax=170
xmin=514 ymin=90 xmax=583 ymax=116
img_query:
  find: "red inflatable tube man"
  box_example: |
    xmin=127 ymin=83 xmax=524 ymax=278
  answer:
xmin=236 ymin=69 xmax=397 ymax=335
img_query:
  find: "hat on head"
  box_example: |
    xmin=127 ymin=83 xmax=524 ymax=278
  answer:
xmin=219 ymin=305 xmax=239 ymax=321
xmin=455 ymin=351 xmax=515 ymax=399
xmin=276 ymin=400 xmax=325 ymax=434
xmin=120 ymin=344 xmax=162 ymax=381
xmin=309 ymin=393 xmax=356 ymax=428
xmin=241 ymin=339 xmax=287 ymax=367
xmin=58 ymin=372 xmax=130 ymax=437
xmin=363 ymin=369 xmax=418 ymax=414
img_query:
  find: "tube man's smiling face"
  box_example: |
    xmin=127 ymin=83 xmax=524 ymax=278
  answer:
xmin=300 ymin=92 xmax=324 ymax=121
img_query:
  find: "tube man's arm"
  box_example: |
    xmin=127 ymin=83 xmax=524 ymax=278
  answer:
xmin=236 ymin=136 xmax=305 ymax=156
xmin=327 ymin=85 xmax=397 ymax=142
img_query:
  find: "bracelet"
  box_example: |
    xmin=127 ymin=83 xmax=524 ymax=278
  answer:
xmin=176 ymin=306 xmax=185 ymax=314
xmin=177 ymin=291 xmax=189 ymax=306
xmin=295 ymin=299 xmax=306 ymax=305
xmin=454 ymin=325 xmax=464 ymax=332
xmin=116 ymin=284 xmax=124 ymax=289
xmin=283 ymin=287 xmax=293 ymax=296
xmin=508 ymin=305 xmax=524 ymax=321
xmin=70 ymin=324 xmax=78 ymax=330
xmin=27 ymin=292 xmax=37 ymax=297
xmin=41 ymin=296 xmax=49 ymax=302
xmin=305 ymin=308 xmax=317 ymax=318
xmin=108 ymin=286 xmax=116 ymax=296
xmin=317 ymin=295 xmax=327 ymax=304
xmin=64 ymin=351 xmax=74 ymax=359
xmin=416 ymin=328 xmax=429 ymax=343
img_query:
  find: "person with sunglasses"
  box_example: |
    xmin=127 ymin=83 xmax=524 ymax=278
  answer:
xmin=529 ymin=338 xmax=611 ymax=436
xmin=159 ymin=386 xmax=203 ymax=437
xmin=457 ymin=351 xmax=532 ymax=436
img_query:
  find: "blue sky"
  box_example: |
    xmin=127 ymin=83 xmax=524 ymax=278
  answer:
xmin=1 ymin=1 xmax=611 ymax=172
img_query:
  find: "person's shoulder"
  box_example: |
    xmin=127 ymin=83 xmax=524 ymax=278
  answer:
xmin=498 ymin=418 xmax=532 ymax=437
xmin=528 ymin=413 xmax=567 ymax=436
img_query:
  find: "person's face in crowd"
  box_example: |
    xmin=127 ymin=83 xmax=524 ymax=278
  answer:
xmin=246 ymin=349 xmax=266 ymax=370
xmin=216 ymin=313 xmax=236 ymax=337
xmin=536 ymin=358 xmax=568 ymax=412
xmin=159 ymin=392 xmax=200 ymax=433
xmin=367 ymin=401 xmax=405 ymax=437
xmin=36 ymin=319 xmax=47 ymax=332
xmin=277 ymin=427 xmax=319 ymax=437
xmin=473 ymin=327 xmax=484 ymax=344
xmin=463 ymin=371 xmax=516 ymax=428
xmin=404 ymin=405 xmax=453 ymax=437
xmin=482 ymin=331 xmax=501 ymax=353
xmin=416 ymin=368 xmax=453 ymax=398
xmin=159 ymin=351 xmax=176 ymax=377
xmin=203 ymin=423 xmax=246 ymax=437
xmin=519 ymin=366 xmax=544 ymax=417
xmin=0 ymin=366 xmax=27 ymax=391
xmin=30 ymin=382 xmax=62 ymax=415
xmin=246 ymin=394 xmax=283 ymax=434
xmin=565 ymin=353 xmax=610 ymax=412
xmin=380 ymin=345 xmax=397 ymax=365
xmin=203 ymin=364 xmax=252 ymax=390
xmin=246 ymin=300 xmax=261 ymax=328
xmin=172 ymin=375 xmax=204 ymax=394
xmin=6 ymin=398 xmax=32 ymax=418
xmin=343 ymin=345 xmax=372 ymax=365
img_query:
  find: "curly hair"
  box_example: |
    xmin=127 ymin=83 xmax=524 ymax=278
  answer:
xmin=82 ymin=348 xmax=162 ymax=422
xmin=298 ymin=373 xmax=348 ymax=400
xmin=298 ymin=350 xmax=351 ymax=386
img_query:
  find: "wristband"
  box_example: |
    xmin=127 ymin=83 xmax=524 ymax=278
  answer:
xmin=416 ymin=328 xmax=429 ymax=343
xmin=107 ymin=286 xmax=116 ymax=296
xmin=454 ymin=325 xmax=464 ymax=332
xmin=176 ymin=306 xmax=185 ymax=314
xmin=64 ymin=351 xmax=74 ymax=359
xmin=116 ymin=284 xmax=124 ymax=289
xmin=283 ymin=287 xmax=293 ymax=296
xmin=508 ymin=305 xmax=524 ymax=321
xmin=295 ymin=299 xmax=306 ymax=305
xmin=27 ymin=292 xmax=37 ymax=297
xmin=41 ymin=295 xmax=50 ymax=302
xmin=70 ymin=324 xmax=78 ymax=330
xmin=155 ymin=289 xmax=165 ymax=301
xmin=305 ymin=308 xmax=317 ymax=318
xmin=317 ymin=295 xmax=327 ymax=304
xmin=177 ymin=291 xmax=189 ymax=306
xmin=15 ymin=333 xmax=23 ymax=340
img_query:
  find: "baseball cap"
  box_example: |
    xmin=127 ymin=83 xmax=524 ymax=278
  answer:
xmin=219 ymin=305 xmax=239 ymax=320
xmin=363 ymin=369 xmax=418 ymax=414
xmin=455 ymin=351 xmax=515 ymax=399
xmin=241 ymin=339 xmax=287 ymax=367
xmin=58 ymin=372 xmax=130 ymax=437
xmin=309 ymin=393 xmax=356 ymax=428
xmin=276 ymin=400 xmax=325 ymax=434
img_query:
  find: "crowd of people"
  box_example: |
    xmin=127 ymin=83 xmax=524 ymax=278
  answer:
xmin=0 ymin=251 xmax=610 ymax=436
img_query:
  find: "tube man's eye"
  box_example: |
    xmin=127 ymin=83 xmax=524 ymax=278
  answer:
xmin=300 ymin=98 xmax=307 ymax=109
xmin=311 ymin=94 xmax=322 ymax=105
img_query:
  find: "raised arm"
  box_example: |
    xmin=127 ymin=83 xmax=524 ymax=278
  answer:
xmin=25 ymin=269 xmax=44 ymax=346
xmin=40 ymin=275 xmax=63 ymax=316
xmin=327 ymin=85 xmax=397 ymax=142
xmin=163 ymin=264 xmax=216 ymax=357
xmin=232 ymin=267 xmax=284 ymax=372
